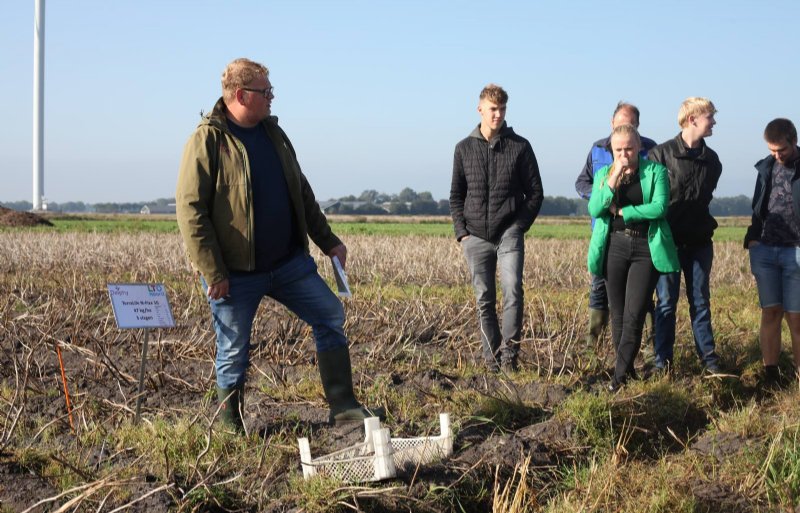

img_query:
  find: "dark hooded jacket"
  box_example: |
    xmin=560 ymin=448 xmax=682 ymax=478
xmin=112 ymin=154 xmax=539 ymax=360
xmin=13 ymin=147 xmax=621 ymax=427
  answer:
xmin=743 ymin=151 xmax=800 ymax=248
xmin=449 ymin=123 xmax=544 ymax=242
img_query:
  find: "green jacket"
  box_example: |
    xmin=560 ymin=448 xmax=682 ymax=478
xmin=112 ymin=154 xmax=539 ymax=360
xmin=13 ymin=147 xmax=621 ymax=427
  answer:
xmin=176 ymin=98 xmax=341 ymax=285
xmin=587 ymin=158 xmax=679 ymax=276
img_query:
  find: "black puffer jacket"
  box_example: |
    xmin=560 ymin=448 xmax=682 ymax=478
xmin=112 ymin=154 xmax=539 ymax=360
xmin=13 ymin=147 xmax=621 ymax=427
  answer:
xmin=647 ymin=134 xmax=722 ymax=247
xmin=450 ymin=123 xmax=544 ymax=242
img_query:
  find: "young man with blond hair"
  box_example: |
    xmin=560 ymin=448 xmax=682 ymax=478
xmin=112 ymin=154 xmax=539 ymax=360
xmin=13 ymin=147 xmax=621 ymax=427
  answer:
xmin=648 ymin=97 xmax=722 ymax=373
xmin=450 ymin=84 xmax=544 ymax=372
xmin=745 ymin=118 xmax=800 ymax=384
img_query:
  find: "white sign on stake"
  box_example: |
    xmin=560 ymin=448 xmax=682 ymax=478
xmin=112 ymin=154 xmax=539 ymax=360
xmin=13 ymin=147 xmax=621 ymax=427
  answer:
xmin=107 ymin=283 xmax=175 ymax=329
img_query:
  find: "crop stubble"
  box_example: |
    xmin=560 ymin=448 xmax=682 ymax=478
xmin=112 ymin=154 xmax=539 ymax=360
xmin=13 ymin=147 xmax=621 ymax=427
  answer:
xmin=0 ymin=230 xmax=763 ymax=511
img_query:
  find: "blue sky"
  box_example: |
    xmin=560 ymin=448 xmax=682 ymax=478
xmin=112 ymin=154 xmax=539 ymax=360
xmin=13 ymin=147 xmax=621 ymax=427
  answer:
xmin=2 ymin=0 xmax=799 ymax=204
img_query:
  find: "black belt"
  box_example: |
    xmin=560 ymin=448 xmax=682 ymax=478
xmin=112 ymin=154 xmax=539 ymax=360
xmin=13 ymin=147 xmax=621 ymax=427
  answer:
xmin=675 ymin=241 xmax=712 ymax=249
xmin=612 ymin=228 xmax=647 ymax=238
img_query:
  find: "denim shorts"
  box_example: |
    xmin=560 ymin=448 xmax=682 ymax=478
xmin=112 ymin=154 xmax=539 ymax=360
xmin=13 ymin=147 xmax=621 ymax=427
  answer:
xmin=749 ymin=243 xmax=800 ymax=312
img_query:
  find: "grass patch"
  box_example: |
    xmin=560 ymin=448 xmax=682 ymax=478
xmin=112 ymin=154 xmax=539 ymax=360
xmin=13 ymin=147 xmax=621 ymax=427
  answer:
xmin=181 ymin=484 xmax=240 ymax=511
xmin=2 ymin=215 xmax=750 ymax=244
xmin=475 ymin=396 xmax=545 ymax=432
xmin=765 ymin=424 xmax=800 ymax=507
xmin=113 ymin=417 xmax=249 ymax=480
xmin=286 ymin=473 xmax=350 ymax=513
xmin=19 ymin=218 xmax=179 ymax=233
xmin=557 ymin=391 xmax=615 ymax=450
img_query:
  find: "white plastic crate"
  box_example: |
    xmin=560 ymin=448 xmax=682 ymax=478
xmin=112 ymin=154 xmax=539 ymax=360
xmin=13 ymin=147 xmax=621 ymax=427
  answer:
xmin=298 ymin=413 xmax=452 ymax=482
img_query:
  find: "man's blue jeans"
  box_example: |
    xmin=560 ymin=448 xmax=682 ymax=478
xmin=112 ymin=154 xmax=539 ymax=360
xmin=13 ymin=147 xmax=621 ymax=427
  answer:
xmin=461 ymin=225 xmax=524 ymax=367
xmin=654 ymin=243 xmax=718 ymax=368
xmin=589 ymin=273 xmax=608 ymax=311
xmin=203 ymin=252 xmax=347 ymax=389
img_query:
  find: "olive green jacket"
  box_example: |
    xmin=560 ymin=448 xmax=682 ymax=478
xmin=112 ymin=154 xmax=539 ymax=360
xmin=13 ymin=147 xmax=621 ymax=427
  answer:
xmin=176 ymin=98 xmax=341 ymax=285
xmin=587 ymin=158 xmax=679 ymax=276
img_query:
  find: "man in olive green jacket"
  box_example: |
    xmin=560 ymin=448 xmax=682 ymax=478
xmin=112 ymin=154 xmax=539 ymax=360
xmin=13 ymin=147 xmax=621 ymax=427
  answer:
xmin=176 ymin=58 xmax=379 ymax=431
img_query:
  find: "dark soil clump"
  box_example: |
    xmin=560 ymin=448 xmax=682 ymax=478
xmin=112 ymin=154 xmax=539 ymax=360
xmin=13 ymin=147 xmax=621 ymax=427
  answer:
xmin=0 ymin=458 xmax=60 ymax=512
xmin=688 ymin=478 xmax=757 ymax=513
xmin=0 ymin=206 xmax=53 ymax=227
xmin=691 ymin=431 xmax=752 ymax=462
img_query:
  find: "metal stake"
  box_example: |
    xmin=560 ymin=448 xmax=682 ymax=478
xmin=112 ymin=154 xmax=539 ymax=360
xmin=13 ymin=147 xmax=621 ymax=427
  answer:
xmin=134 ymin=328 xmax=150 ymax=425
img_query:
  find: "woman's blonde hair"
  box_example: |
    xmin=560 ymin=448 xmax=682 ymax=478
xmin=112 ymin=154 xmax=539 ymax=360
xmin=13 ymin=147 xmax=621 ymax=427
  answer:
xmin=610 ymin=123 xmax=641 ymax=147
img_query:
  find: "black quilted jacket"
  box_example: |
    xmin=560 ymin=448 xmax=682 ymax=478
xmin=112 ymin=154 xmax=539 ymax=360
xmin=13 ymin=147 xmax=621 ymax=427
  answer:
xmin=647 ymin=134 xmax=722 ymax=247
xmin=450 ymin=123 xmax=544 ymax=242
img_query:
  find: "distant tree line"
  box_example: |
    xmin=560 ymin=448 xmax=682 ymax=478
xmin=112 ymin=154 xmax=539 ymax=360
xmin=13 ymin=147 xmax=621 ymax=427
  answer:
xmin=2 ymin=193 xmax=754 ymax=217
xmin=323 ymin=189 xmax=754 ymax=217
xmin=325 ymin=188 xmax=447 ymax=215
xmin=0 ymin=198 xmax=174 ymax=214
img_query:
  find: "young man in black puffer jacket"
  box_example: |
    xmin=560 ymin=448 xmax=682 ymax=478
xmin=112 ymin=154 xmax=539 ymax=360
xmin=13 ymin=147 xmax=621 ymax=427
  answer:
xmin=648 ymin=97 xmax=722 ymax=374
xmin=450 ymin=84 xmax=544 ymax=372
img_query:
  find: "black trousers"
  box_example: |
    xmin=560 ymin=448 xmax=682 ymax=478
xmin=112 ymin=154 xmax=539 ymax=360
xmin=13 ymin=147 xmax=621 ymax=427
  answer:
xmin=605 ymin=232 xmax=660 ymax=384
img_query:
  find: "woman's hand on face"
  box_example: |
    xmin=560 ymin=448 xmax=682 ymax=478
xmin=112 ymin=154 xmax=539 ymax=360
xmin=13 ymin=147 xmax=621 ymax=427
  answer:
xmin=608 ymin=158 xmax=629 ymax=189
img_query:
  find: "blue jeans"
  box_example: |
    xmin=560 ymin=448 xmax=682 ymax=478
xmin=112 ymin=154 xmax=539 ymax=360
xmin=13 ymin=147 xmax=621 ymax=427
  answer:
xmin=654 ymin=243 xmax=718 ymax=367
xmin=749 ymin=243 xmax=800 ymax=312
xmin=203 ymin=252 xmax=347 ymax=389
xmin=461 ymin=225 xmax=524 ymax=366
xmin=589 ymin=273 xmax=608 ymax=311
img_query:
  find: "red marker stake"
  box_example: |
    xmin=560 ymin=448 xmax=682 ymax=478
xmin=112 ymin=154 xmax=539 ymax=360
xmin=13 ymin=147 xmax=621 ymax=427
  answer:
xmin=56 ymin=342 xmax=75 ymax=433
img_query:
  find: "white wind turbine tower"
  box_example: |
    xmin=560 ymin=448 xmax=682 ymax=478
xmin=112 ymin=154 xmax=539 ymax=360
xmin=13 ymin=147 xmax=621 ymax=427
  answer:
xmin=32 ymin=0 xmax=45 ymax=211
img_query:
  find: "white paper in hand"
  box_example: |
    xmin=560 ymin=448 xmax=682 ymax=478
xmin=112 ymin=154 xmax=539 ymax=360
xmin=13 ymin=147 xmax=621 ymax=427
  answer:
xmin=331 ymin=256 xmax=352 ymax=297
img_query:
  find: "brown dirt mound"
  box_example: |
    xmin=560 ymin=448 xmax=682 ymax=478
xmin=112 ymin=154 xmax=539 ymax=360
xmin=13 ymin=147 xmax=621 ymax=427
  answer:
xmin=0 ymin=206 xmax=53 ymax=227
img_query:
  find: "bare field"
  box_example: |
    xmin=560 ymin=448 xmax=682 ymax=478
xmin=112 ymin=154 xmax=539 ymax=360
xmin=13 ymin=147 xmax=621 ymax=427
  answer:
xmin=1 ymin=229 xmax=795 ymax=512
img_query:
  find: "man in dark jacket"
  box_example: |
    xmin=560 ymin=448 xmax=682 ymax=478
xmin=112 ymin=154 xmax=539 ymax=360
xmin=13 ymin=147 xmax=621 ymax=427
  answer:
xmin=450 ymin=84 xmax=544 ymax=372
xmin=575 ymin=102 xmax=657 ymax=347
xmin=745 ymin=118 xmax=800 ymax=384
xmin=648 ymin=97 xmax=722 ymax=373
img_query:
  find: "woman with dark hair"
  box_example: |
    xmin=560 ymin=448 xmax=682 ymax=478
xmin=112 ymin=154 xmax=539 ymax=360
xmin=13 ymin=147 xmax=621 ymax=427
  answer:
xmin=587 ymin=124 xmax=679 ymax=390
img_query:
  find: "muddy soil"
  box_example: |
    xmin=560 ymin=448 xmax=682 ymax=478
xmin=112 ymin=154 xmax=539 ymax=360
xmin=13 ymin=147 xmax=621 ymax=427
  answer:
xmin=0 ymin=326 xmax=581 ymax=512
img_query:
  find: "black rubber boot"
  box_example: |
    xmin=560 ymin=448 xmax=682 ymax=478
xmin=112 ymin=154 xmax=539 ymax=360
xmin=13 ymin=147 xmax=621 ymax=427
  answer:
xmin=216 ymin=385 xmax=244 ymax=433
xmin=317 ymin=346 xmax=384 ymax=425
xmin=764 ymin=365 xmax=783 ymax=389
xmin=500 ymin=346 xmax=519 ymax=373
xmin=586 ymin=308 xmax=609 ymax=345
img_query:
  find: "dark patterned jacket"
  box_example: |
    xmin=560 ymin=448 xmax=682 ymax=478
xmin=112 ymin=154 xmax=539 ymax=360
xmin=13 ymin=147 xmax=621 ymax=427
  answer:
xmin=744 ymin=151 xmax=800 ymax=248
xmin=450 ymin=123 xmax=544 ymax=242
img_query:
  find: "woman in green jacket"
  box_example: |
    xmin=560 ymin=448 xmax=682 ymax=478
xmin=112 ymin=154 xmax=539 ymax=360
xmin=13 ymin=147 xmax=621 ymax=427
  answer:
xmin=587 ymin=125 xmax=679 ymax=391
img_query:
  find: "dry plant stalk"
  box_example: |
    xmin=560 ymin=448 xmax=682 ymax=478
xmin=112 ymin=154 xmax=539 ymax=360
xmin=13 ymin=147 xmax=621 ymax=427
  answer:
xmin=493 ymin=453 xmax=537 ymax=512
